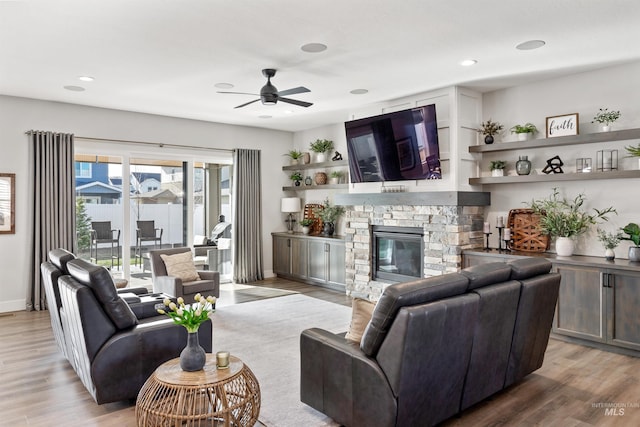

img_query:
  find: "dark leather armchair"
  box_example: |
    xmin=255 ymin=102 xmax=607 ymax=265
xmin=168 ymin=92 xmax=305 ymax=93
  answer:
xmin=58 ymin=258 xmax=212 ymax=404
xmin=149 ymin=247 xmax=220 ymax=301
xmin=300 ymin=258 xmax=560 ymax=427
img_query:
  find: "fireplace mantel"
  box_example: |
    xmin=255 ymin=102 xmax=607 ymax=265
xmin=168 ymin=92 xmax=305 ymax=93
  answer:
xmin=334 ymin=191 xmax=490 ymax=207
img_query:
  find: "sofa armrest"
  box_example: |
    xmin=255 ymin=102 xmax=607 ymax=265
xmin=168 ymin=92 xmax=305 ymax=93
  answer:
xmin=154 ymin=276 xmax=181 ymax=296
xmin=197 ymin=270 xmax=219 ymax=282
xmin=117 ymin=287 xmax=149 ymax=296
xmin=300 ymin=328 xmax=396 ymax=427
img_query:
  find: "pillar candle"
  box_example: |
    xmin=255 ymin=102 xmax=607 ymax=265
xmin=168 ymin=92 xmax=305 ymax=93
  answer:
xmin=497 ymin=216 xmax=504 ymax=227
xmin=216 ymin=351 xmax=230 ymax=369
xmin=504 ymin=228 xmax=511 ymax=240
xmin=483 ymin=222 xmax=490 ymax=233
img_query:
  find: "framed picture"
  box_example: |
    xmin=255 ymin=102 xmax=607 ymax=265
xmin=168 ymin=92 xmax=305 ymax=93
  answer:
xmin=0 ymin=173 xmax=15 ymax=234
xmin=546 ymin=113 xmax=579 ymax=138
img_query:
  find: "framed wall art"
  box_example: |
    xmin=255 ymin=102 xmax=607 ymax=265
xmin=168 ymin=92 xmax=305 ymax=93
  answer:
xmin=0 ymin=173 xmax=15 ymax=234
xmin=546 ymin=113 xmax=579 ymax=138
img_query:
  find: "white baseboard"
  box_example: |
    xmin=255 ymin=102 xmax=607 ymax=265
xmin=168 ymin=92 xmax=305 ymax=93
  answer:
xmin=264 ymin=269 xmax=275 ymax=278
xmin=0 ymin=299 xmax=25 ymax=314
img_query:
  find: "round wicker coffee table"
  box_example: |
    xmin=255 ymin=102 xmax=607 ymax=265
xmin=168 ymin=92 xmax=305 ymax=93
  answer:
xmin=136 ymin=355 xmax=260 ymax=426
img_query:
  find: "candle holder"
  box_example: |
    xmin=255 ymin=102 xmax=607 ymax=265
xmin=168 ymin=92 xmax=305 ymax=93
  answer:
xmin=503 ymin=238 xmax=511 ymax=252
xmin=216 ymin=351 xmax=230 ymax=369
xmin=484 ymin=232 xmax=492 ymax=251
xmin=496 ymin=226 xmax=504 ymax=251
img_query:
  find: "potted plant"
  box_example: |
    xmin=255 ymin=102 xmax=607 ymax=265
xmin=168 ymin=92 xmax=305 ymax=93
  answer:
xmin=313 ymin=198 xmax=345 ymax=236
xmin=329 ymin=170 xmax=344 ymax=185
xmin=592 ymin=108 xmax=621 ymax=132
xmin=620 ymin=223 xmax=640 ymax=262
xmin=490 ymin=160 xmax=507 ymax=177
xmin=309 ymin=139 xmax=334 ymax=163
xmin=477 ymin=119 xmax=504 ymax=144
xmin=284 ymin=149 xmax=303 ymax=165
xmin=597 ymin=228 xmax=623 ymax=261
xmin=299 ymin=218 xmax=315 ymax=235
xmin=290 ymin=171 xmax=303 ymax=186
xmin=624 ymin=143 xmax=640 ymax=170
xmin=510 ymin=123 xmax=538 ymax=141
xmin=528 ymin=187 xmax=616 ymax=256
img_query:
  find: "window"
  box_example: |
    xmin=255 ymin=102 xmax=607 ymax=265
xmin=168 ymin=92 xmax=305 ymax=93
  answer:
xmin=75 ymin=162 xmax=92 ymax=178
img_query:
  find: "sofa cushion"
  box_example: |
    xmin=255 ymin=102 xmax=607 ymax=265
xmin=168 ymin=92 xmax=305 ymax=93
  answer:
xmin=160 ymin=251 xmax=200 ymax=282
xmin=508 ymin=257 xmax=552 ymax=280
xmin=360 ymin=273 xmax=469 ymax=356
xmin=461 ymin=262 xmax=513 ymax=290
xmin=49 ymin=248 xmax=76 ymax=274
xmin=66 ymin=259 xmax=138 ymax=330
xmin=345 ymin=298 xmax=376 ymax=343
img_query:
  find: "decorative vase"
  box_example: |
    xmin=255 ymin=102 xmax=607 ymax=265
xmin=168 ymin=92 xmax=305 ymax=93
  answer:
xmin=290 ymin=159 xmax=299 ymax=165
xmin=484 ymin=135 xmax=494 ymax=144
xmin=316 ymin=152 xmax=326 ymax=163
xmin=294 ymin=180 xmax=301 ymax=186
xmin=516 ymin=156 xmax=532 ymax=175
xmin=302 ymin=152 xmax=311 ymax=164
xmin=605 ymin=248 xmax=615 ymax=261
xmin=302 ymin=226 xmax=310 ymax=235
xmin=491 ymin=169 xmax=504 ymax=177
xmin=601 ymin=125 xmax=611 ymax=132
xmin=304 ymin=176 xmax=313 ymax=186
xmin=180 ymin=331 xmax=206 ymax=372
xmin=517 ymin=133 xmax=531 ymax=141
xmin=314 ymin=172 xmax=327 ymax=185
xmin=555 ymin=237 xmax=575 ymax=257
xmin=329 ymin=177 xmax=339 ymax=185
xmin=629 ymin=246 xmax=640 ymax=262
xmin=322 ymin=222 xmax=335 ymax=236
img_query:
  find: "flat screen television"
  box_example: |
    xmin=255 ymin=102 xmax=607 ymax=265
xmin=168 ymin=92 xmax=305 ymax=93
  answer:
xmin=344 ymin=104 xmax=442 ymax=183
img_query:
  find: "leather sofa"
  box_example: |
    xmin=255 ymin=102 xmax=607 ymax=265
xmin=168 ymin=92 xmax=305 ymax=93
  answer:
xmin=148 ymin=247 xmax=220 ymax=302
xmin=300 ymin=257 xmax=561 ymax=427
xmin=56 ymin=257 xmax=212 ymax=404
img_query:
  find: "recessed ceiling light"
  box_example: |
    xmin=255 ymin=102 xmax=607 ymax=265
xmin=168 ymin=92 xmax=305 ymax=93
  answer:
xmin=258 ymin=115 xmax=272 ymax=119
xmin=350 ymin=89 xmax=368 ymax=95
xmin=301 ymin=43 xmax=327 ymax=53
xmin=516 ymin=40 xmax=546 ymax=50
xmin=78 ymin=76 xmax=94 ymax=82
xmin=214 ymin=82 xmax=234 ymax=89
xmin=64 ymin=85 xmax=85 ymax=92
xmin=460 ymin=59 xmax=477 ymax=67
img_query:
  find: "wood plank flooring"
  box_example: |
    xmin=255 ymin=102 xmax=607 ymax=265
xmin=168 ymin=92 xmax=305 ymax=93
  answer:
xmin=1 ymin=278 xmax=639 ymax=426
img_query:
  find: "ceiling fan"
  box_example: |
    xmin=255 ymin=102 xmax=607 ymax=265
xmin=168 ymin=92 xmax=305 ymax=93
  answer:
xmin=218 ymin=69 xmax=313 ymax=109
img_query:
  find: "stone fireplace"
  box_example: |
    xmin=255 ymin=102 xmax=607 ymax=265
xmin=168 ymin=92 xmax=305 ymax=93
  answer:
xmin=335 ymin=191 xmax=490 ymax=300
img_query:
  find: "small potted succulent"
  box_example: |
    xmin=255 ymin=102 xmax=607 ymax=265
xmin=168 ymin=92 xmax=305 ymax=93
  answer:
xmin=329 ymin=170 xmax=344 ymax=185
xmin=290 ymin=171 xmax=303 ymax=186
xmin=309 ymin=139 xmax=334 ymax=163
xmin=489 ymin=160 xmax=507 ymax=177
xmin=620 ymin=223 xmax=640 ymax=262
xmin=299 ymin=218 xmax=315 ymax=235
xmin=477 ymin=119 xmax=504 ymax=144
xmin=592 ymin=108 xmax=621 ymax=132
xmin=510 ymin=123 xmax=538 ymax=141
xmin=597 ymin=228 xmax=622 ymax=261
xmin=284 ymin=149 xmax=303 ymax=165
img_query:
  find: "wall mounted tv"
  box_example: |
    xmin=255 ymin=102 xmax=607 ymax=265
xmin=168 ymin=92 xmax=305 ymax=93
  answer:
xmin=344 ymin=104 xmax=442 ymax=183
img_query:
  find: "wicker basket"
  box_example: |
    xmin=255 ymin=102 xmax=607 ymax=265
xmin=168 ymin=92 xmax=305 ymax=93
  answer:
xmin=304 ymin=204 xmax=324 ymax=235
xmin=507 ymin=208 xmax=550 ymax=252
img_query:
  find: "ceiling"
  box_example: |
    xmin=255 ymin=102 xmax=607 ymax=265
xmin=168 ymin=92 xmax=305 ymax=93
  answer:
xmin=1 ymin=0 xmax=640 ymax=133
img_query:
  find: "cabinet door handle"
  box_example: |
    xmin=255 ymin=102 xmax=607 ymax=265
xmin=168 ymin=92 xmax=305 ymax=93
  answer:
xmin=601 ymin=272 xmax=608 ymax=288
xmin=324 ymin=243 xmax=329 ymax=252
xmin=608 ymin=274 xmax=614 ymax=288
xmin=287 ymin=239 xmax=291 ymax=248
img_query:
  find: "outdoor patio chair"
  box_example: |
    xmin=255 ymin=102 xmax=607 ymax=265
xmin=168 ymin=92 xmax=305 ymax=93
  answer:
xmin=135 ymin=220 xmax=163 ymax=267
xmin=90 ymin=221 xmax=121 ymax=269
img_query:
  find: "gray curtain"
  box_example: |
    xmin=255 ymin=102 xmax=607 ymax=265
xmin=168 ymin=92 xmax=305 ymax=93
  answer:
xmin=232 ymin=149 xmax=263 ymax=283
xmin=27 ymin=131 xmax=75 ymax=311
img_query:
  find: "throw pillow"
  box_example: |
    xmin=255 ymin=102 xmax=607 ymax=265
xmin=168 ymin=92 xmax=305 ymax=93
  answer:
xmin=160 ymin=251 xmax=200 ymax=282
xmin=345 ymin=298 xmax=376 ymax=343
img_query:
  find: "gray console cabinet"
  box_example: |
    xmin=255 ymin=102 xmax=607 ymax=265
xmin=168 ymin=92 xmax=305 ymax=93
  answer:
xmin=272 ymin=232 xmax=345 ymax=291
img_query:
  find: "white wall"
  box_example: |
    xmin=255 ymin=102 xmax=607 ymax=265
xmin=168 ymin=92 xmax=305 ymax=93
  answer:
xmin=481 ymin=61 xmax=640 ymax=255
xmin=0 ymin=95 xmax=293 ymax=312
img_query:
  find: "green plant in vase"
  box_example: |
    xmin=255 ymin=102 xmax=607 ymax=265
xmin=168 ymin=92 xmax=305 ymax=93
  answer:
xmin=299 ymin=218 xmax=315 ymax=235
xmin=592 ymin=108 xmax=621 ymax=131
xmin=313 ymin=198 xmax=345 ymax=236
xmin=625 ymin=143 xmax=640 ymax=170
xmin=309 ymin=139 xmax=334 ymax=163
xmin=510 ymin=123 xmax=538 ymax=141
xmin=489 ymin=160 xmax=507 ymax=177
xmin=621 ymin=222 xmax=640 ymax=262
xmin=329 ymin=170 xmax=344 ymax=184
xmin=284 ymin=149 xmax=303 ymax=165
xmin=477 ymin=119 xmax=504 ymax=144
xmin=290 ymin=171 xmax=303 ymax=186
xmin=597 ymin=228 xmax=623 ymax=260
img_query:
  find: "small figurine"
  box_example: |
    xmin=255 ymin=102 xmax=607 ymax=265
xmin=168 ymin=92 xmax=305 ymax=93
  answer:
xmin=331 ymin=151 xmax=343 ymax=161
xmin=542 ymin=155 xmax=564 ymax=174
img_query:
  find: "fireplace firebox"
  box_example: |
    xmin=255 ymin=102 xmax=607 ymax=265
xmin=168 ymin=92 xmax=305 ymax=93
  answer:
xmin=372 ymin=226 xmax=424 ymax=282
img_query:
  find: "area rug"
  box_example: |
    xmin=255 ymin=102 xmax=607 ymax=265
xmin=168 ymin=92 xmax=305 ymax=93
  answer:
xmin=212 ymin=294 xmax=351 ymax=427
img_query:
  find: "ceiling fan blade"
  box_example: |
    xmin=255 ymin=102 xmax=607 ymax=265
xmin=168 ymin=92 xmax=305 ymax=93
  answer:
xmin=278 ymin=97 xmax=313 ymax=108
xmin=277 ymin=86 xmax=310 ymax=97
xmin=217 ymin=91 xmax=259 ymax=96
xmin=234 ymin=99 xmax=261 ymax=109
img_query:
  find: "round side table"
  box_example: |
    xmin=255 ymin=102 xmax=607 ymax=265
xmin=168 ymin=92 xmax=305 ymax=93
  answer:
xmin=136 ymin=355 xmax=261 ymax=426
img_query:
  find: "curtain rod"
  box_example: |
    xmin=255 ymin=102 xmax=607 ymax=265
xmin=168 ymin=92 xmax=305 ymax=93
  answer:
xmin=25 ymin=131 xmax=233 ymax=153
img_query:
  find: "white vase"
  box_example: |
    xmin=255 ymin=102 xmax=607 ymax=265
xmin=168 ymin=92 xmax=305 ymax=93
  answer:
xmin=329 ymin=177 xmax=339 ymax=185
xmin=491 ymin=169 xmax=504 ymax=177
xmin=555 ymin=237 xmax=575 ymax=257
xmin=601 ymin=125 xmax=611 ymax=132
xmin=302 ymin=226 xmax=310 ymax=235
xmin=605 ymin=248 xmax=615 ymax=261
xmin=316 ymin=152 xmax=326 ymax=163
xmin=517 ymin=133 xmax=531 ymax=141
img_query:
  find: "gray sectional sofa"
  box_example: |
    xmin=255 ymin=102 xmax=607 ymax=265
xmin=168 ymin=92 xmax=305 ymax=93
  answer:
xmin=300 ymin=257 xmax=561 ymax=427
